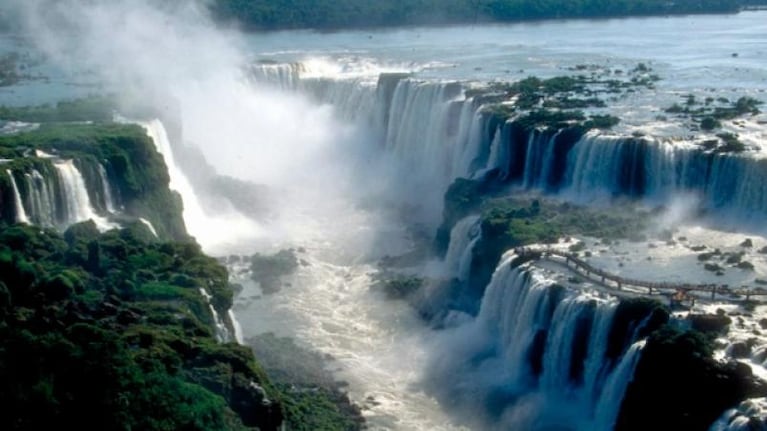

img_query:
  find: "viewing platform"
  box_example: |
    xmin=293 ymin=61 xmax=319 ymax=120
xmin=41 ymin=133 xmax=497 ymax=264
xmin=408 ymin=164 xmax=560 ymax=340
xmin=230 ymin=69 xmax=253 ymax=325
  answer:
xmin=515 ymin=246 xmax=767 ymax=303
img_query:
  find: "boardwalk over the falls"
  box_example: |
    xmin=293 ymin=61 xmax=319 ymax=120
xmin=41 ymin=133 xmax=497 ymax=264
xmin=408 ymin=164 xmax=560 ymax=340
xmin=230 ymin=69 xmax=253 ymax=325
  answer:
xmin=515 ymin=246 xmax=767 ymax=302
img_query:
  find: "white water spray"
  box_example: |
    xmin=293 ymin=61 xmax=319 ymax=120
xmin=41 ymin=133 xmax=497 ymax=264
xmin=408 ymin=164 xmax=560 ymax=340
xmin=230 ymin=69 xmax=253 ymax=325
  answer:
xmin=6 ymin=169 xmax=29 ymax=224
xmin=98 ymin=164 xmax=116 ymax=213
xmin=140 ymin=119 xmax=262 ymax=253
xmin=444 ymin=215 xmax=481 ymax=280
xmin=53 ymin=160 xmax=115 ymax=231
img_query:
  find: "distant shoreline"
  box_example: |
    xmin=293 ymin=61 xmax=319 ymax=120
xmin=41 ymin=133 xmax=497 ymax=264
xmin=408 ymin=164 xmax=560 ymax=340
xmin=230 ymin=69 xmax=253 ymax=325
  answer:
xmin=211 ymin=2 xmax=767 ymax=33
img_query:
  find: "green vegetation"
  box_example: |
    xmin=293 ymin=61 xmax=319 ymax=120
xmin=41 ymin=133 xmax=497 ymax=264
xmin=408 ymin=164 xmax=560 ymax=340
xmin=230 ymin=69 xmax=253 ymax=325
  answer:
xmin=664 ymin=95 xmax=762 ymax=151
xmin=0 ymin=223 xmax=284 ymax=430
xmin=211 ymin=0 xmax=752 ymax=31
xmin=439 ymin=183 xmax=651 ymax=309
xmin=474 ymin=196 xmax=647 ymax=259
xmin=0 ymin=121 xmax=188 ymax=241
xmin=472 ymin=73 xmax=649 ymax=133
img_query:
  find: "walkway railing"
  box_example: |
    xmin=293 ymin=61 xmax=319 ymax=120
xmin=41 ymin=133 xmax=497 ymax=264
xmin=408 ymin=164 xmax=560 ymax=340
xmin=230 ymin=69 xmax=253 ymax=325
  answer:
xmin=514 ymin=246 xmax=767 ymax=302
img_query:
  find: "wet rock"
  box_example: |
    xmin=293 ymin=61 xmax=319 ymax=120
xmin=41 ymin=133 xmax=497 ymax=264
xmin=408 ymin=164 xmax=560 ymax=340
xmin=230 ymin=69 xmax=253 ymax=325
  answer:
xmin=689 ymin=314 xmax=732 ymax=334
xmin=729 ymin=341 xmax=752 ymax=359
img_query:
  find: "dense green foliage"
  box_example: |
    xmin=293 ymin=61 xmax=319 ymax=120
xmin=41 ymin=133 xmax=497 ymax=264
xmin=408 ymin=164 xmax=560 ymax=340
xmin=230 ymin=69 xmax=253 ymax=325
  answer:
xmin=0 ymin=223 xmax=284 ymax=430
xmin=211 ymin=0 xmax=755 ymax=30
xmin=0 ymin=122 xmax=188 ymax=241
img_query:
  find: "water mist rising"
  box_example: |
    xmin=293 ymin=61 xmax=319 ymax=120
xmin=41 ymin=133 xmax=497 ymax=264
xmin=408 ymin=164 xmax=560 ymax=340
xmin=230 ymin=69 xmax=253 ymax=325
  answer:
xmin=425 ymin=253 xmax=646 ymax=431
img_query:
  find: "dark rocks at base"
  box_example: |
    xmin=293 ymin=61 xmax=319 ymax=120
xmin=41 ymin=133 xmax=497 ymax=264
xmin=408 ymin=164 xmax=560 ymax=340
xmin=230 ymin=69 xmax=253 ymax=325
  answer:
xmin=250 ymin=249 xmax=299 ymax=295
xmin=606 ymin=297 xmax=669 ymax=362
xmin=690 ymin=313 xmax=733 ymax=334
xmin=616 ymin=325 xmax=767 ymax=431
xmin=371 ymin=273 xmax=424 ymax=300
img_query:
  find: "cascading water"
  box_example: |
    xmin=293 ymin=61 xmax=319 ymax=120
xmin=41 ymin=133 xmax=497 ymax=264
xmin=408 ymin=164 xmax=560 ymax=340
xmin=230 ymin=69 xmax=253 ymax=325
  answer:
xmin=264 ymin=66 xmax=767 ymax=222
xmin=6 ymin=169 xmax=30 ymax=224
xmin=593 ymin=341 xmax=645 ymax=430
xmin=564 ymin=133 xmax=767 ymax=216
xmin=710 ymin=399 xmax=767 ymax=431
xmin=248 ymin=63 xmax=303 ymax=90
xmin=443 ymin=215 xmax=481 ymax=281
xmin=198 ymin=287 xmax=232 ymax=342
xmin=139 ymin=218 xmax=158 ymax=237
xmin=98 ymin=164 xmax=116 ymax=213
xmin=25 ymin=169 xmax=57 ymax=227
xmin=13 ymin=3 xmax=767 ymax=431
xmin=53 ymin=159 xmax=115 ymax=230
xmin=383 ymin=80 xmax=479 ymax=189
xmin=427 ymin=252 xmax=647 ymax=430
xmin=139 ymin=119 xmax=261 ymax=254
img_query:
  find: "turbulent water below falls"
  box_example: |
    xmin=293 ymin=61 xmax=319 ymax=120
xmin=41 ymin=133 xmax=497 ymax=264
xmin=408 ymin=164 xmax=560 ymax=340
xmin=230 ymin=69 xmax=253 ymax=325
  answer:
xmin=228 ymin=191 xmax=471 ymax=430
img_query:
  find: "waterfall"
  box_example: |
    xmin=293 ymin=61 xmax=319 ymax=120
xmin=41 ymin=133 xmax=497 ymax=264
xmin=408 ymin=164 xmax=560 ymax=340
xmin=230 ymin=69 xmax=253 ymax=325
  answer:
xmin=98 ymin=164 xmax=116 ymax=213
xmin=593 ymin=340 xmax=645 ymax=430
xmin=138 ymin=119 xmax=261 ymax=253
xmin=248 ymin=63 xmax=303 ymax=90
xmin=483 ymin=125 xmax=506 ymax=178
xmin=252 ymin=67 xmax=767 ymax=220
xmin=435 ymin=252 xmax=648 ymax=430
xmin=710 ymin=399 xmax=767 ymax=431
xmin=6 ymin=169 xmax=29 ymax=224
xmin=198 ymin=287 xmax=232 ymax=342
xmin=141 ymin=119 xmax=208 ymax=234
xmin=443 ymin=215 xmax=481 ymax=280
xmin=563 ymin=133 xmax=767 ymax=216
xmin=228 ymin=309 xmax=244 ymax=344
xmin=53 ymin=160 xmax=115 ymax=231
xmin=139 ymin=218 xmax=158 ymax=237
xmin=384 ymin=80 xmax=473 ymax=187
xmin=25 ymin=169 xmax=57 ymax=227
xmin=248 ymin=62 xmax=378 ymax=122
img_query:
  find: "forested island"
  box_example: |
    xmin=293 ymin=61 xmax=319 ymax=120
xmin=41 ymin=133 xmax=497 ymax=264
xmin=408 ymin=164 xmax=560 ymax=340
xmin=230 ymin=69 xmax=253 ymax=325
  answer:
xmin=211 ymin=0 xmax=767 ymax=31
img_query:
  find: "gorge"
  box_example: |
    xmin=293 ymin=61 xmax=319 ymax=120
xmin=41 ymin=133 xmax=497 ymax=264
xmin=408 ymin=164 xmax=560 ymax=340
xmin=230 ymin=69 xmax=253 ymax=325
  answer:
xmin=1 ymin=1 xmax=767 ymax=430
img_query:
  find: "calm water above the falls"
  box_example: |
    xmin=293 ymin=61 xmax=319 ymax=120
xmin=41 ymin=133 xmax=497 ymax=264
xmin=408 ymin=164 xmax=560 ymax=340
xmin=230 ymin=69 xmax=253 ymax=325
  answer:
xmin=247 ymin=10 xmax=767 ymax=90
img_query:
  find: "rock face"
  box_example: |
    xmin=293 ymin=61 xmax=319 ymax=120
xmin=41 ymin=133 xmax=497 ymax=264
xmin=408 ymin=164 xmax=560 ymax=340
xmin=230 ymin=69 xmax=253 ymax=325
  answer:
xmin=616 ymin=325 xmax=767 ymax=431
